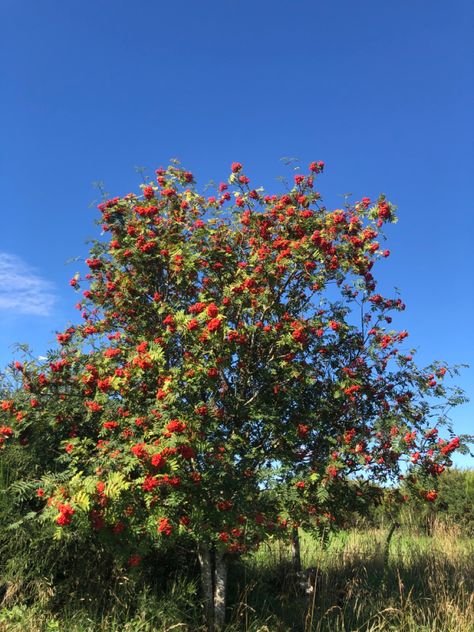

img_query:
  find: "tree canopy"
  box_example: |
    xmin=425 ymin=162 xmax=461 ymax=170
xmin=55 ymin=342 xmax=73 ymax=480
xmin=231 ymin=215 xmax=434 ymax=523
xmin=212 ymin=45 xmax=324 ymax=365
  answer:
xmin=0 ymin=160 xmax=468 ymax=629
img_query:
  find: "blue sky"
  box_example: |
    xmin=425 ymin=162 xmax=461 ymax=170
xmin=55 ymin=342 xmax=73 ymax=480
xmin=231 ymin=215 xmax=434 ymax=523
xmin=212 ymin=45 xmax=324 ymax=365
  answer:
xmin=1 ymin=0 xmax=472 ymax=465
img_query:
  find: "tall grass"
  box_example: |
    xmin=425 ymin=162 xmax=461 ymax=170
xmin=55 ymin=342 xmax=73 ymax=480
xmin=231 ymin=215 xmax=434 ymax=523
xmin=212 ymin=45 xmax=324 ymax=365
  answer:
xmin=236 ymin=522 xmax=474 ymax=631
xmin=0 ymin=523 xmax=472 ymax=631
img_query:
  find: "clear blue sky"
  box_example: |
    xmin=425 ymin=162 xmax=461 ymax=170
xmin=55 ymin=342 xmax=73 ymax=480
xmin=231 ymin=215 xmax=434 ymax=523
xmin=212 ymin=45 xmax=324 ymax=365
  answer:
xmin=1 ymin=0 xmax=472 ymax=465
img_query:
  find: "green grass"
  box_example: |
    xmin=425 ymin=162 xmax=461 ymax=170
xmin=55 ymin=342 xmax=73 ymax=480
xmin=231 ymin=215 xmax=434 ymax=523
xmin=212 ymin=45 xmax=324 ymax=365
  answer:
xmin=1 ymin=524 xmax=473 ymax=631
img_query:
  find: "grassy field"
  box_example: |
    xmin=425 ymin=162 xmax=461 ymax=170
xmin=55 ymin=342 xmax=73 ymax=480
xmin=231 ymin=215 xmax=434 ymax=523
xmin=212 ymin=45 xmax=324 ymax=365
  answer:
xmin=0 ymin=524 xmax=473 ymax=631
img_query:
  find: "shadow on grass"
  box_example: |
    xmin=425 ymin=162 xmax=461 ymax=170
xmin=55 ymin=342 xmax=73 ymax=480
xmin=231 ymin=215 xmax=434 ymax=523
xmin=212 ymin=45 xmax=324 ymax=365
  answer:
xmin=225 ymin=535 xmax=474 ymax=631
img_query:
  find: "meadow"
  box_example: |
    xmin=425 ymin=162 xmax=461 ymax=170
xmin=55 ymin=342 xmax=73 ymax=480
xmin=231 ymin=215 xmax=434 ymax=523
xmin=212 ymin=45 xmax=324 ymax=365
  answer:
xmin=1 ymin=522 xmax=472 ymax=632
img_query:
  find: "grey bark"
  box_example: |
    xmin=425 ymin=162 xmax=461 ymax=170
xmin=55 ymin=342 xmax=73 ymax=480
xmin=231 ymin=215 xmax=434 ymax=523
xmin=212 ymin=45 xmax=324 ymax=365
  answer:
xmin=198 ymin=544 xmax=214 ymax=632
xmin=197 ymin=545 xmax=228 ymax=631
xmin=214 ymin=551 xmax=228 ymax=631
xmin=291 ymin=525 xmax=302 ymax=573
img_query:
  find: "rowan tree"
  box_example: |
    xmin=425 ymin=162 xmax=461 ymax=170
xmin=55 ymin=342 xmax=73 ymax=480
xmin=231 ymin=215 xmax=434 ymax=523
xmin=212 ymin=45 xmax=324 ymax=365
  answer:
xmin=0 ymin=160 xmax=468 ymax=630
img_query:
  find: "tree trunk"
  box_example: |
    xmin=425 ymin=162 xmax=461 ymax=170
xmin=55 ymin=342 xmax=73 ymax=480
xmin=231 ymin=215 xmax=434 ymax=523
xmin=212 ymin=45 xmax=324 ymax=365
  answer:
xmin=197 ymin=545 xmax=228 ymax=631
xmin=214 ymin=551 xmax=228 ymax=631
xmin=291 ymin=525 xmax=302 ymax=573
xmin=198 ymin=544 xmax=214 ymax=632
xmin=382 ymin=521 xmax=399 ymax=584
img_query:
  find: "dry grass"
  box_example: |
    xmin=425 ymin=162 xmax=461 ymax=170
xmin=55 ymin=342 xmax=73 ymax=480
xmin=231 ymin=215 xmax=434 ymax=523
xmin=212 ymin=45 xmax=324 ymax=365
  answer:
xmin=239 ymin=522 xmax=474 ymax=631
